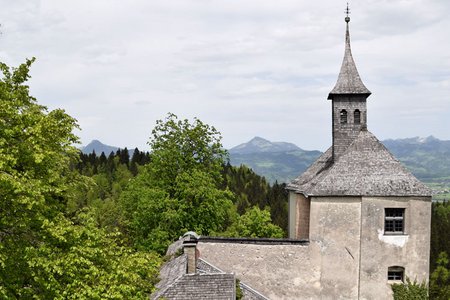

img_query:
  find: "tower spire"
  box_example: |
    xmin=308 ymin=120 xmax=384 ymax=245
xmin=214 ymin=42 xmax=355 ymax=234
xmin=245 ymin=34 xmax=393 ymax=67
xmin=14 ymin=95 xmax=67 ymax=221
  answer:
xmin=345 ymin=2 xmax=350 ymax=23
xmin=328 ymin=4 xmax=370 ymax=100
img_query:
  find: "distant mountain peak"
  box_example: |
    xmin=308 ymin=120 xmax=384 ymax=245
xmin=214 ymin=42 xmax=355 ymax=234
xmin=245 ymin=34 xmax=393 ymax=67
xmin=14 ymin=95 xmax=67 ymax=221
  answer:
xmin=81 ymin=140 xmax=119 ymax=155
xmin=250 ymin=136 xmax=269 ymax=142
xmin=384 ymin=135 xmax=441 ymax=145
xmin=230 ymin=136 xmax=301 ymax=154
xmin=417 ymin=135 xmax=438 ymax=143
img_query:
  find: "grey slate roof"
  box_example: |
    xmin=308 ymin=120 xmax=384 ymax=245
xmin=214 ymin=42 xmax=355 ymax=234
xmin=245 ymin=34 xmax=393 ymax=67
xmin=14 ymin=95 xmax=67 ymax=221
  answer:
xmin=328 ymin=20 xmax=371 ymax=99
xmin=198 ymin=258 xmax=270 ymax=300
xmin=152 ymin=254 xmax=236 ymax=300
xmin=157 ymin=273 xmax=235 ymax=300
xmin=152 ymin=254 xmax=187 ymax=299
xmin=287 ymin=130 xmax=432 ymax=197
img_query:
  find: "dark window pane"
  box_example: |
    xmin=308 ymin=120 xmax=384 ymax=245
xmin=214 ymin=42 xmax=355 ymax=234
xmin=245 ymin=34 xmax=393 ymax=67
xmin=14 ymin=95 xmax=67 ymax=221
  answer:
xmin=354 ymin=110 xmax=361 ymax=124
xmin=385 ymin=208 xmax=405 ymax=233
xmin=340 ymin=110 xmax=347 ymax=124
xmin=388 ymin=267 xmax=404 ymax=281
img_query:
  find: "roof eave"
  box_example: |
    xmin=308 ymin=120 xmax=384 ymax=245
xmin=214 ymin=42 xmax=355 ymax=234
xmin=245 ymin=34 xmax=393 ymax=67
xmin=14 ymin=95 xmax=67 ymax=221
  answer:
xmin=327 ymin=91 xmax=372 ymax=100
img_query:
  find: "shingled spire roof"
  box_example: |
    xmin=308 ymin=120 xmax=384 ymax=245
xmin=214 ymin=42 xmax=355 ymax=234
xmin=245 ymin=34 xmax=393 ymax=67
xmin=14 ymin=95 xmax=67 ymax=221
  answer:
xmin=287 ymin=130 xmax=432 ymax=197
xmin=328 ymin=14 xmax=371 ymax=99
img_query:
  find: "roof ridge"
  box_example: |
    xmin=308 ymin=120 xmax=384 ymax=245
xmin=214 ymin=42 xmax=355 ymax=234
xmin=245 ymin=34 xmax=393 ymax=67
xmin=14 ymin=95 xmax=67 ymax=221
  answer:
xmin=288 ymin=130 xmax=432 ymax=197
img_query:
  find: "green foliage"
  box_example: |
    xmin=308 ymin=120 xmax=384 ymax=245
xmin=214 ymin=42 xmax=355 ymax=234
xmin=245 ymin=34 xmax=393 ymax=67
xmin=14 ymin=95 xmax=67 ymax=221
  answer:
xmin=223 ymin=206 xmax=284 ymax=238
xmin=70 ymin=149 xmax=150 ymax=231
xmin=120 ymin=114 xmax=235 ymax=253
xmin=235 ymin=279 xmax=243 ymax=300
xmin=121 ymin=170 xmax=235 ymax=253
xmin=2 ymin=212 xmax=161 ymax=299
xmin=429 ymin=201 xmax=450 ymax=298
xmin=222 ymin=163 xmax=288 ymax=234
xmin=147 ymin=113 xmax=227 ymax=194
xmin=0 ymin=59 xmax=161 ymax=298
xmin=391 ymin=278 xmax=428 ymax=300
xmin=430 ymin=201 xmax=450 ymax=271
xmin=430 ymin=252 xmax=450 ymax=300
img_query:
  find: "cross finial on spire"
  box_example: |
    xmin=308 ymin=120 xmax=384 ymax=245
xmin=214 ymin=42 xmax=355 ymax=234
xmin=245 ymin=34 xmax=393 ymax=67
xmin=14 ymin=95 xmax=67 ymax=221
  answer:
xmin=345 ymin=3 xmax=351 ymax=23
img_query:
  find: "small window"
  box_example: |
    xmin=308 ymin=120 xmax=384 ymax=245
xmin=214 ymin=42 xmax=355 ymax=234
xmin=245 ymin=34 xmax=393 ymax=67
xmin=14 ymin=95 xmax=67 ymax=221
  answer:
xmin=340 ymin=110 xmax=347 ymax=124
xmin=388 ymin=266 xmax=404 ymax=282
xmin=385 ymin=208 xmax=405 ymax=234
xmin=354 ymin=110 xmax=361 ymax=124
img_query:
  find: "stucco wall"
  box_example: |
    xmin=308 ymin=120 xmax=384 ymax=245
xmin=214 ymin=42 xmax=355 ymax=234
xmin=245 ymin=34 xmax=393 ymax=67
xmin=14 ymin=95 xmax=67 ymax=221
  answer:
xmin=289 ymin=192 xmax=310 ymax=239
xmin=309 ymin=197 xmax=362 ymax=299
xmin=197 ymin=242 xmax=320 ymax=300
xmin=359 ymin=196 xmax=431 ymax=300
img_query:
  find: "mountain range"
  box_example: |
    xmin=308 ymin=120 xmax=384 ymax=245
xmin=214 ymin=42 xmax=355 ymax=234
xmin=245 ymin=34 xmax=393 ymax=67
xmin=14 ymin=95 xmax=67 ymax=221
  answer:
xmin=229 ymin=137 xmax=321 ymax=183
xmin=81 ymin=136 xmax=450 ymax=199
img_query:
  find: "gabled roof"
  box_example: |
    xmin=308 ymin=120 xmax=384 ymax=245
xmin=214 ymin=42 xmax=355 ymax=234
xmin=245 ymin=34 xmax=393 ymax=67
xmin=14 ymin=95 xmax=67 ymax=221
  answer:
xmin=152 ymin=254 xmax=187 ymax=299
xmin=287 ymin=130 xmax=432 ymax=197
xmin=328 ymin=19 xmax=371 ymax=99
xmin=152 ymin=254 xmax=237 ymax=300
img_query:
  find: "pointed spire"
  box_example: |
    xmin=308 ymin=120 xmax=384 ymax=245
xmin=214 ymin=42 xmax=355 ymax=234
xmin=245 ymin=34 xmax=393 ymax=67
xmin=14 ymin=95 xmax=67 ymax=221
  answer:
xmin=328 ymin=5 xmax=371 ymax=100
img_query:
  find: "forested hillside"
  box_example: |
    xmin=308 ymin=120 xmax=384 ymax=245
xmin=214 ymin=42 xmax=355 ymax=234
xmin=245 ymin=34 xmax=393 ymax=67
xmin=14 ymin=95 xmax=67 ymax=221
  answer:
xmin=75 ymin=147 xmax=288 ymax=238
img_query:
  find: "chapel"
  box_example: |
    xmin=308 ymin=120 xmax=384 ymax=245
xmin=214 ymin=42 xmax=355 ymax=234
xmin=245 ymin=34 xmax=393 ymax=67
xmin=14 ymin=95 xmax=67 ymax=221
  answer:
xmin=154 ymin=10 xmax=432 ymax=300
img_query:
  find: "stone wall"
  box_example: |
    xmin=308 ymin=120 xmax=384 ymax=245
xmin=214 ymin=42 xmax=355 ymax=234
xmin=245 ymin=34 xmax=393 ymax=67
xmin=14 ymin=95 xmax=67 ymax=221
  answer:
xmin=359 ymin=196 xmax=431 ymax=299
xmin=332 ymin=96 xmax=367 ymax=159
xmin=197 ymin=242 xmax=317 ymax=299
xmin=309 ymin=197 xmax=362 ymax=299
xmin=289 ymin=192 xmax=310 ymax=239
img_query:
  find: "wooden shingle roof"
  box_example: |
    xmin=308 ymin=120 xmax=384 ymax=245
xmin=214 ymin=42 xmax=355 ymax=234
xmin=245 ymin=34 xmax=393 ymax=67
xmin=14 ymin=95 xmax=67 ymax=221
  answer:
xmin=287 ymin=130 xmax=432 ymax=197
xmin=328 ymin=19 xmax=371 ymax=99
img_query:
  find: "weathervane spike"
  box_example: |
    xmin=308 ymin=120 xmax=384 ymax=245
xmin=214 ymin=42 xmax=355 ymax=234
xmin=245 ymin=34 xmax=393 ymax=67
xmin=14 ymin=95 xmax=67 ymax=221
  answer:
xmin=345 ymin=2 xmax=351 ymax=23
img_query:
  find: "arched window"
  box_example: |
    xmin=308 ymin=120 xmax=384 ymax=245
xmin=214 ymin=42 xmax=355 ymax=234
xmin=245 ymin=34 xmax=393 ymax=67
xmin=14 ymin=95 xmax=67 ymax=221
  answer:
xmin=354 ymin=109 xmax=361 ymax=124
xmin=340 ymin=109 xmax=347 ymax=124
xmin=387 ymin=266 xmax=404 ymax=282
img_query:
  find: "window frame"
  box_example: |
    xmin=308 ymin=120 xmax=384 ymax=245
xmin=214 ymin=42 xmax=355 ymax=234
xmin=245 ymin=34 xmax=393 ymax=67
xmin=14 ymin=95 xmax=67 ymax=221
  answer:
xmin=387 ymin=266 xmax=405 ymax=282
xmin=384 ymin=208 xmax=406 ymax=235
xmin=340 ymin=109 xmax=347 ymax=124
xmin=354 ymin=109 xmax=361 ymax=124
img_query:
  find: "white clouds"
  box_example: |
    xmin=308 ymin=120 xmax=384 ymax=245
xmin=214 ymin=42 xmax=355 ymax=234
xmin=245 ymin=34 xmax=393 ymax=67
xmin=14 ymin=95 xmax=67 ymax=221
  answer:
xmin=0 ymin=0 xmax=449 ymax=150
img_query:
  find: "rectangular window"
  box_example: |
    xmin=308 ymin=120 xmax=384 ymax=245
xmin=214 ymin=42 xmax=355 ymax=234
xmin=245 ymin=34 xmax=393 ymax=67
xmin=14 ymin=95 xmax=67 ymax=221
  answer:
xmin=385 ymin=208 xmax=405 ymax=234
xmin=388 ymin=267 xmax=404 ymax=282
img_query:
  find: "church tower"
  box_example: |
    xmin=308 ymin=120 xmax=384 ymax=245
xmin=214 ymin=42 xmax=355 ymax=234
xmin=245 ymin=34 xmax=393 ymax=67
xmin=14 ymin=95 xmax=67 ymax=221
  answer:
xmin=287 ymin=6 xmax=432 ymax=298
xmin=328 ymin=10 xmax=371 ymax=160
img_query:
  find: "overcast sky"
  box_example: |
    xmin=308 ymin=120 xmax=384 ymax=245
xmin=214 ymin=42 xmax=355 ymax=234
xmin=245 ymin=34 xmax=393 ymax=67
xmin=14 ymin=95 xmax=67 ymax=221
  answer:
xmin=1 ymin=0 xmax=449 ymax=151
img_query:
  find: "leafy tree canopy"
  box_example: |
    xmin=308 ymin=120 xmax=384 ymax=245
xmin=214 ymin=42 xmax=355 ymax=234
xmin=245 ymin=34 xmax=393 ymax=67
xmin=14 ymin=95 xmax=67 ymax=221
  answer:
xmin=120 ymin=114 xmax=235 ymax=253
xmin=0 ymin=59 xmax=160 ymax=298
xmin=430 ymin=251 xmax=450 ymax=300
xmin=147 ymin=112 xmax=227 ymax=193
xmin=223 ymin=206 xmax=284 ymax=238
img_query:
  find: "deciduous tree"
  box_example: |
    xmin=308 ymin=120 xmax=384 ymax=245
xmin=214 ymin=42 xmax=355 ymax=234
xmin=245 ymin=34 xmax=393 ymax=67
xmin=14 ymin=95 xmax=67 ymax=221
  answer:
xmin=0 ymin=59 xmax=161 ymax=298
xmin=120 ymin=114 xmax=235 ymax=253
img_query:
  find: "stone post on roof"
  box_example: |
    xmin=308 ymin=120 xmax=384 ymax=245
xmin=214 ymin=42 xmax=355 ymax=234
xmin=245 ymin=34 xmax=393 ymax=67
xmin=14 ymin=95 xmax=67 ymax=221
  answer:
xmin=183 ymin=231 xmax=199 ymax=274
